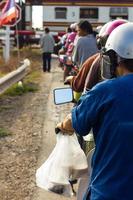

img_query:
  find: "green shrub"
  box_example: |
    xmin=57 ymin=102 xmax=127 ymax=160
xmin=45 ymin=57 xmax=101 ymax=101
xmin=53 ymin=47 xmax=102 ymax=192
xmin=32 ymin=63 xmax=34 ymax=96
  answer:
xmin=4 ymin=82 xmax=38 ymax=96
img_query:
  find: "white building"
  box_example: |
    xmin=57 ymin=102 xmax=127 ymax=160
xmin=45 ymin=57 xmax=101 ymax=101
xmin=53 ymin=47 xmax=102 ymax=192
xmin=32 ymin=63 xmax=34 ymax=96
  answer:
xmin=25 ymin=0 xmax=133 ymax=31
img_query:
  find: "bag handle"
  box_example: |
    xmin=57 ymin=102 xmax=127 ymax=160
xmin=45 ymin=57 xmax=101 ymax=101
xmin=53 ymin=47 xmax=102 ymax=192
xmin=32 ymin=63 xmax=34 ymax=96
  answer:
xmin=55 ymin=127 xmax=61 ymax=134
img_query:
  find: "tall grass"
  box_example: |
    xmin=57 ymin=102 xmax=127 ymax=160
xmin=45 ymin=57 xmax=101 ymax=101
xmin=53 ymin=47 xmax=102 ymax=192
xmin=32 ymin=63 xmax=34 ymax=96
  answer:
xmin=0 ymin=48 xmax=42 ymax=96
xmin=0 ymin=48 xmax=41 ymax=75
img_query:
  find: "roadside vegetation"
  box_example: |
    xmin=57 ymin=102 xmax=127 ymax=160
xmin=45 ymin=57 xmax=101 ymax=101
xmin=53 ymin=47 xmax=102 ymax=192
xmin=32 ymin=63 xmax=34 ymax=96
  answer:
xmin=0 ymin=48 xmax=41 ymax=74
xmin=0 ymin=48 xmax=42 ymax=139
xmin=0 ymin=48 xmax=42 ymax=96
xmin=0 ymin=127 xmax=11 ymax=137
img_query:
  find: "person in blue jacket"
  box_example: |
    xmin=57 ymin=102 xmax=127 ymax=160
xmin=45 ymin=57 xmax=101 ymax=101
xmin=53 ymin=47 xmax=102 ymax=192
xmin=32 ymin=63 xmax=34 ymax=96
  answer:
xmin=56 ymin=23 xmax=133 ymax=200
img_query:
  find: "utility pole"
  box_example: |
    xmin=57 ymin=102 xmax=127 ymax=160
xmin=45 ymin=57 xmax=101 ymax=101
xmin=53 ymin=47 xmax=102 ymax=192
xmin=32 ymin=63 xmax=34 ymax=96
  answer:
xmin=4 ymin=26 xmax=10 ymax=63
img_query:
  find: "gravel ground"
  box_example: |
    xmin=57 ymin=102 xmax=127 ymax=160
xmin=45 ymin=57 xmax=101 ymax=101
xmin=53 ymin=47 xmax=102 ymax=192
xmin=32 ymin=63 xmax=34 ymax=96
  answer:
xmin=0 ymin=59 xmax=74 ymax=200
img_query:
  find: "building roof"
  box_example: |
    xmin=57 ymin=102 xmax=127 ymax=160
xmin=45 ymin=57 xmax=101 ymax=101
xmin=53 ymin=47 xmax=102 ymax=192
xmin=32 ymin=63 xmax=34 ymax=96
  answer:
xmin=45 ymin=0 xmax=133 ymax=2
xmin=26 ymin=0 xmax=133 ymax=6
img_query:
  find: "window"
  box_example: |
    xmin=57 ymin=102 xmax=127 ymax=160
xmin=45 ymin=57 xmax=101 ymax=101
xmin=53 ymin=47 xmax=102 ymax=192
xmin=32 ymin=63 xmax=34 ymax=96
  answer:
xmin=29 ymin=0 xmax=42 ymax=4
xmin=55 ymin=7 xmax=67 ymax=19
xmin=80 ymin=8 xmax=98 ymax=19
xmin=110 ymin=7 xmax=128 ymax=19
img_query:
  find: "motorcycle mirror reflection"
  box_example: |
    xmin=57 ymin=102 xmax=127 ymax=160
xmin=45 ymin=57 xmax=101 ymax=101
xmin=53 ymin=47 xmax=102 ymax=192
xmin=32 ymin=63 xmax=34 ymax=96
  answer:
xmin=53 ymin=87 xmax=74 ymax=105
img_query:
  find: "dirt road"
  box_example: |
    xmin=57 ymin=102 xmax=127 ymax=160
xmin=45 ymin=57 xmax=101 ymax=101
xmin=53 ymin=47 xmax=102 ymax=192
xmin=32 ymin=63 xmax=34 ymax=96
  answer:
xmin=33 ymin=59 xmax=75 ymax=200
xmin=0 ymin=58 xmax=75 ymax=200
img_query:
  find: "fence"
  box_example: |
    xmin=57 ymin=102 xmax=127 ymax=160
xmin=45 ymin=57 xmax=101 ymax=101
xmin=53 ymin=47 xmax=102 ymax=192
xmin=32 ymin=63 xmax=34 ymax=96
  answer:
xmin=0 ymin=59 xmax=30 ymax=95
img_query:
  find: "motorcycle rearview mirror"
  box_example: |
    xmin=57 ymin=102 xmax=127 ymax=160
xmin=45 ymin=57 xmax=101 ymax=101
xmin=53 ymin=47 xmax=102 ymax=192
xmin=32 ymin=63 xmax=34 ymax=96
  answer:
xmin=53 ymin=87 xmax=74 ymax=105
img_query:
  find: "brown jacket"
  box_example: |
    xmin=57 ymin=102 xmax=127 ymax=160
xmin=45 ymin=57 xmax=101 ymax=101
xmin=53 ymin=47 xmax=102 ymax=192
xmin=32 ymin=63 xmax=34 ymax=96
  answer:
xmin=72 ymin=53 xmax=100 ymax=92
xmin=84 ymin=53 xmax=102 ymax=91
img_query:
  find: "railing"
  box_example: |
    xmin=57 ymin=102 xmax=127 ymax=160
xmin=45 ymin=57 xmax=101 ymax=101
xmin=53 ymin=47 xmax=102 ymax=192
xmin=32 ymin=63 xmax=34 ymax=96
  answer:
xmin=0 ymin=59 xmax=30 ymax=95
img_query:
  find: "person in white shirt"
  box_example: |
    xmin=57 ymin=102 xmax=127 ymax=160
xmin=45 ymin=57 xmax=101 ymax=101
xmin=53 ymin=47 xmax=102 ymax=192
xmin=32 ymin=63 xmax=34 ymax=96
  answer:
xmin=40 ymin=27 xmax=55 ymax=72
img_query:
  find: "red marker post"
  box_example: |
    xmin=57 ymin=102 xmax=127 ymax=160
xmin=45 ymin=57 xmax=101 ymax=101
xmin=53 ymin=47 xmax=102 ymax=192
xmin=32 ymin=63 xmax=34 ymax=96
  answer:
xmin=0 ymin=1 xmax=22 ymax=62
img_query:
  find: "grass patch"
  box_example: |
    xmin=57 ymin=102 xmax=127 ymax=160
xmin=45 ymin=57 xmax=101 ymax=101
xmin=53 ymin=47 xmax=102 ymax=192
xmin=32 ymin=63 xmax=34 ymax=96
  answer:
xmin=0 ymin=70 xmax=41 ymax=97
xmin=0 ymin=105 xmax=13 ymax=112
xmin=0 ymin=72 xmax=5 ymax=78
xmin=3 ymin=82 xmax=39 ymax=96
xmin=25 ymin=71 xmax=41 ymax=83
xmin=0 ymin=127 xmax=11 ymax=138
xmin=0 ymin=49 xmax=42 ymax=97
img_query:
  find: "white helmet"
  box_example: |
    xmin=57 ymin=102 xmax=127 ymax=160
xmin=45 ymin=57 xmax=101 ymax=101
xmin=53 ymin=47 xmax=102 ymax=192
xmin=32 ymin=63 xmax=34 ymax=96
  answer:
xmin=98 ymin=21 xmax=112 ymax=37
xmin=95 ymin=25 xmax=103 ymax=34
xmin=105 ymin=22 xmax=133 ymax=59
xmin=96 ymin=22 xmax=112 ymax=49
xmin=70 ymin=23 xmax=77 ymax=30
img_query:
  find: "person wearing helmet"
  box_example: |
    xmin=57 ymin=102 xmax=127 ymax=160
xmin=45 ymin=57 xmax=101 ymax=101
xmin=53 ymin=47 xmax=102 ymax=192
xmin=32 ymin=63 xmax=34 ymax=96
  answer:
xmin=64 ymin=23 xmax=77 ymax=53
xmin=57 ymin=22 xmax=133 ymax=200
xmin=65 ymin=19 xmax=127 ymax=93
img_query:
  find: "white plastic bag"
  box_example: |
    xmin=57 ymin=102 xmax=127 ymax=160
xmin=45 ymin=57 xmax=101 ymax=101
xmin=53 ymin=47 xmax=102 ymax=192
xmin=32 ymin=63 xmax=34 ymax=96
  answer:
xmin=36 ymin=132 xmax=88 ymax=197
xmin=36 ymin=139 xmax=73 ymax=197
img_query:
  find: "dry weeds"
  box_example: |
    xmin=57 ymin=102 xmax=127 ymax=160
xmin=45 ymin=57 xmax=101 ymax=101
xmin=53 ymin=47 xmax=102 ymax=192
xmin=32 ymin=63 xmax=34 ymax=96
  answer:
xmin=0 ymin=48 xmax=42 ymax=75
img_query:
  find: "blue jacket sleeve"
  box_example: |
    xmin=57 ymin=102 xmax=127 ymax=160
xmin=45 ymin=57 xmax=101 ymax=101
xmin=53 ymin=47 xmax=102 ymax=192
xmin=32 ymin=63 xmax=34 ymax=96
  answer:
xmin=71 ymin=88 xmax=101 ymax=136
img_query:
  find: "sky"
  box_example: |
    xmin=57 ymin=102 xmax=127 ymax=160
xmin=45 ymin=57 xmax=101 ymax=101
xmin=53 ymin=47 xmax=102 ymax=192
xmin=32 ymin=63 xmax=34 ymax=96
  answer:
xmin=15 ymin=0 xmax=25 ymax=4
xmin=15 ymin=0 xmax=43 ymax=29
xmin=32 ymin=6 xmax=43 ymax=29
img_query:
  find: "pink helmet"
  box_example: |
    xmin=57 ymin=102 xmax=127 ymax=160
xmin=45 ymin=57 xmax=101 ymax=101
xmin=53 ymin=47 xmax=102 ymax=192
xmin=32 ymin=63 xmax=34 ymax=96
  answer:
xmin=104 ymin=19 xmax=127 ymax=36
xmin=97 ymin=19 xmax=128 ymax=49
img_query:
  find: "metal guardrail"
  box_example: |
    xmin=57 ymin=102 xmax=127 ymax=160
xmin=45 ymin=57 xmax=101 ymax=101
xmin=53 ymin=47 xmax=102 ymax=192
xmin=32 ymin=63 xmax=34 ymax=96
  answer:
xmin=0 ymin=59 xmax=30 ymax=94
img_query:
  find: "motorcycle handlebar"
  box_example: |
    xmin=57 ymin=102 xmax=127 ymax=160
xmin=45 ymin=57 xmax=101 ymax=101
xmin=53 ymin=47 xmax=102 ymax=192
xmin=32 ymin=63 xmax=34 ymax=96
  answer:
xmin=64 ymin=80 xmax=70 ymax=85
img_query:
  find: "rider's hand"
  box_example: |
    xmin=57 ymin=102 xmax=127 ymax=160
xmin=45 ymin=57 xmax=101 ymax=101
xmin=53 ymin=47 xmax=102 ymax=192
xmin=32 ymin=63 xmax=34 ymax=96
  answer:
xmin=56 ymin=114 xmax=74 ymax=135
xmin=64 ymin=76 xmax=73 ymax=85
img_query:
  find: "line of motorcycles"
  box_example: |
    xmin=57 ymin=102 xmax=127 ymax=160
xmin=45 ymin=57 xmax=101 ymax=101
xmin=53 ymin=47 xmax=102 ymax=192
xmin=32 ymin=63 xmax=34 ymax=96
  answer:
xmin=53 ymin=75 xmax=94 ymax=200
xmin=58 ymin=53 xmax=78 ymax=81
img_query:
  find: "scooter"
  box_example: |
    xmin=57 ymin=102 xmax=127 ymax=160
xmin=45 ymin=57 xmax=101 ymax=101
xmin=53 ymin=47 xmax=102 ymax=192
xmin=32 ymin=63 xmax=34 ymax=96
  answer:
xmin=58 ymin=54 xmax=78 ymax=81
xmin=53 ymin=87 xmax=95 ymax=200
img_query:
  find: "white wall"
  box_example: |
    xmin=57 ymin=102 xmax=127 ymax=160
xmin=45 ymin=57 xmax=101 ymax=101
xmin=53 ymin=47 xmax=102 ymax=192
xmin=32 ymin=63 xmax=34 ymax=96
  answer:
xmin=50 ymin=26 xmax=67 ymax=31
xmin=67 ymin=6 xmax=79 ymax=22
xmin=41 ymin=5 xmax=133 ymax=31
xmin=25 ymin=5 xmax=32 ymax=29
xmin=99 ymin=7 xmax=110 ymax=22
xmin=43 ymin=6 xmax=111 ymax=23
xmin=25 ymin=6 xmax=32 ymax=21
xmin=43 ymin=6 xmax=54 ymax=21
xmin=32 ymin=6 xmax=43 ymax=29
xmin=43 ymin=6 xmax=79 ymax=22
xmin=128 ymin=8 xmax=133 ymax=22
